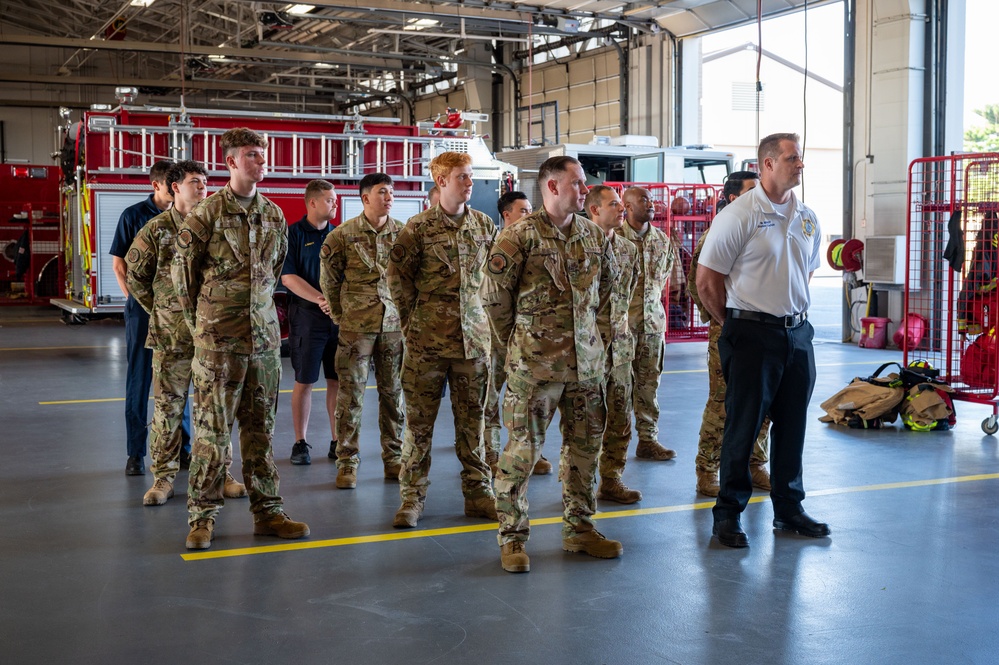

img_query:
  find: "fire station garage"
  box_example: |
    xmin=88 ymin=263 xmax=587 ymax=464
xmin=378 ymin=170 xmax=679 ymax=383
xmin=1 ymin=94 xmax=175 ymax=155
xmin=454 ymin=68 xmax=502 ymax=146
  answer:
xmin=1 ymin=1 xmax=996 ymax=663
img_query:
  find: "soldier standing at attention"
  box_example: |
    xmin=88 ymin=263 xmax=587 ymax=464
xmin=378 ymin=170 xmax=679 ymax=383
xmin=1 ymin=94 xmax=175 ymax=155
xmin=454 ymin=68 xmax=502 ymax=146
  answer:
xmin=126 ymin=160 xmax=246 ymax=506
xmin=687 ymin=171 xmax=772 ymax=497
xmin=172 ymin=127 xmax=309 ymax=550
xmin=620 ymin=187 xmax=677 ymax=462
xmin=585 ymin=186 xmax=643 ymax=505
xmin=483 ymin=191 xmax=552 ymax=477
xmin=484 ymin=156 xmax=620 ymax=574
xmin=387 ymin=152 xmax=498 ymax=529
xmin=319 ymin=173 xmax=405 ymax=489
xmin=282 ymin=180 xmax=340 ymax=466
xmin=698 ymin=133 xmax=828 ymax=548
xmin=110 ymin=159 xmax=191 ymax=476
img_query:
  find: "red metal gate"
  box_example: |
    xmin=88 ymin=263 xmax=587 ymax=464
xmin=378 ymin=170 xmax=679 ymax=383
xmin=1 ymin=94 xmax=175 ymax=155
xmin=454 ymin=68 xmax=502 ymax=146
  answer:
xmin=905 ymin=153 xmax=999 ymax=433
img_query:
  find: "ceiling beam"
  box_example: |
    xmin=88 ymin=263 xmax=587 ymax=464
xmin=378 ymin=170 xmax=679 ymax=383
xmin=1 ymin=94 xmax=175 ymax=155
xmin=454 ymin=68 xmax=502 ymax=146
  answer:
xmin=0 ymin=71 xmax=340 ymax=95
xmin=0 ymin=34 xmax=393 ymax=70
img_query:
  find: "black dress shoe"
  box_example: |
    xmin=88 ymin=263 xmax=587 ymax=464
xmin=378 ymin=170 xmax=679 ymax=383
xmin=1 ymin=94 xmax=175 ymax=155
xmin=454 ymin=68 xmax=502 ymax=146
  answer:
xmin=773 ymin=512 xmax=831 ymax=538
xmin=125 ymin=455 xmax=145 ymax=476
xmin=713 ymin=517 xmax=749 ymax=548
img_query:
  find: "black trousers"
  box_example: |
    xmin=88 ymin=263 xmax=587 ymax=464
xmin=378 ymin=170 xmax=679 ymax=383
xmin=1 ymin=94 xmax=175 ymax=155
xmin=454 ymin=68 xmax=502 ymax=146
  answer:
xmin=712 ymin=317 xmax=815 ymax=521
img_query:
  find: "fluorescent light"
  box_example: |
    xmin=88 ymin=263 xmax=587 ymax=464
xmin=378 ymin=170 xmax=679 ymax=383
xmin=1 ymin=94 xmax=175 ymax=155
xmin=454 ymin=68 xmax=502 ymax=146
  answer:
xmin=314 ymin=62 xmax=334 ymax=69
xmin=285 ymin=4 xmax=315 ymax=14
xmin=404 ymin=18 xmax=440 ymax=31
xmin=130 ymin=0 xmax=156 ymax=6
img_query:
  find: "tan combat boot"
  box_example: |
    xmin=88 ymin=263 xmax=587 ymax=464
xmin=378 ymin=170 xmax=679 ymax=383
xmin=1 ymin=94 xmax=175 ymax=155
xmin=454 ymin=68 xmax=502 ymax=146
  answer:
xmin=384 ymin=461 xmax=402 ymax=480
xmin=464 ymin=493 xmax=498 ymax=520
xmin=186 ymin=518 xmax=214 ymax=550
xmin=223 ymin=472 xmax=247 ymax=499
xmin=143 ymin=478 xmax=174 ymax=506
xmin=393 ymin=499 xmax=424 ymax=528
xmin=532 ymin=455 xmax=553 ymax=475
xmin=253 ymin=512 xmax=310 ymax=539
xmin=563 ymin=530 xmax=623 ymax=559
xmin=485 ymin=450 xmax=500 ymax=476
xmin=336 ymin=466 xmax=357 ymax=489
xmin=597 ymin=478 xmax=642 ymax=504
xmin=696 ymin=469 xmax=720 ymax=497
xmin=750 ymin=463 xmax=772 ymax=491
xmin=500 ymin=542 xmax=530 ymax=573
xmin=636 ymin=440 xmax=677 ymax=461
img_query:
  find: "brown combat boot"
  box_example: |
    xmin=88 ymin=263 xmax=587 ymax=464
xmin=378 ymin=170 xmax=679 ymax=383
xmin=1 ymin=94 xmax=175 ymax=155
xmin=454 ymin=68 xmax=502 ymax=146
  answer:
xmin=253 ymin=512 xmax=310 ymax=539
xmin=464 ymin=493 xmax=498 ymax=520
xmin=563 ymin=530 xmax=623 ymax=559
xmin=393 ymin=499 xmax=424 ymax=528
xmin=532 ymin=455 xmax=553 ymax=475
xmin=485 ymin=450 xmax=500 ymax=476
xmin=336 ymin=466 xmax=357 ymax=489
xmin=384 ymin=461 xmax=402 ymax=480
xmin=500 ymin=541 xmax=530 ymax=573
xmin=750 ymin=463 xmax=772 ymax=491
xmin=143 ymin=478 xmax=174 ymax=506
xmin=597 ymin=478 xmax=642 ymax=504
xmin=696 ymin=469 xmax=720 ymax=497
xmin=223 ymin=472 xmax=247 ymax=499
xmin=636 ymin=440 xmax=677 ymax=461
xmin=185 ymin=518 xmax=214 ymax=550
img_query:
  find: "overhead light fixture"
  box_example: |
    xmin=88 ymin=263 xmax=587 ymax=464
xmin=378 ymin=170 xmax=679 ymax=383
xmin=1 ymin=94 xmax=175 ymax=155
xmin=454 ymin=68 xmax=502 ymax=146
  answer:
xmin=314 ymin=62 xmax=334 ymax=69
xmin=285 ymin=4 xmax=315 ymax=15
xmin=208 ymin=55 xmax=229 ymax=62
xmin=130 ymin=0 xmax=156 ymax=6
xmin=404 ymin=18 xmax=439 ymax=31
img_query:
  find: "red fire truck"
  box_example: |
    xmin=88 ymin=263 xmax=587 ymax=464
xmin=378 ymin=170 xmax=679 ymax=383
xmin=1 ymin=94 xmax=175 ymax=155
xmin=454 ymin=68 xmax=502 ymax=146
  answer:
xmin=53 ymin=104 xmax=514 ymax=321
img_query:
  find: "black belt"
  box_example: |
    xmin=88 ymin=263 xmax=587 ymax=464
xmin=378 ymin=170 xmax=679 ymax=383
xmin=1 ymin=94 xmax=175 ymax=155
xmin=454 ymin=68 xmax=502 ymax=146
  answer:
xmin=727 ymin=308 xmax=807 ymax=329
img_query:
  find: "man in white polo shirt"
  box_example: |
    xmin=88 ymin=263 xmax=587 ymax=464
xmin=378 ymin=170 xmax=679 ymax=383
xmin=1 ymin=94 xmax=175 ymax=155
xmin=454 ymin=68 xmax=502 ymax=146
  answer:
xmin=696 ymin=132 xmax=830 ymax=548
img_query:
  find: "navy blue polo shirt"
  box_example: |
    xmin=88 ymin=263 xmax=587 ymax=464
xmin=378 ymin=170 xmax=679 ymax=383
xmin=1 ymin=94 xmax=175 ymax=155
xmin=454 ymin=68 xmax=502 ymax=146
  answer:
xmin=282 ymin=215 xmax=333 ymax=305
xmin=109 ymin=194 xmax=164 ymax=259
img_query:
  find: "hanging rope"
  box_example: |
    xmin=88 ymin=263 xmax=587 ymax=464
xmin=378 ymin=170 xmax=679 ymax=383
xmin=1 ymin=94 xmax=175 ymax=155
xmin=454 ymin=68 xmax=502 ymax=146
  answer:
xmin=755 ymin=0 xmax=763 ymax=147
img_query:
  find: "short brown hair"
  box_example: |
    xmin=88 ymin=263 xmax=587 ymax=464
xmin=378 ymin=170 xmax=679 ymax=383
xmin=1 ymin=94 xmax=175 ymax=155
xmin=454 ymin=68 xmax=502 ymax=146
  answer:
xmin=305 ymin=179 xmax=334 ymax=201
xmin=583 ymin=185 xmax=614 ymax=216
xmin=150 ymin=160 xmax=173 ymax=184
xmin=429 ymin=152 xmax=472 ymax=183
xmin=537 ymin=156 xmax=581 ymax=186
xmin=758 ymin=132 xmax=800 ymax=165
xmin=220 ymin=127 xmax=268 ymax=160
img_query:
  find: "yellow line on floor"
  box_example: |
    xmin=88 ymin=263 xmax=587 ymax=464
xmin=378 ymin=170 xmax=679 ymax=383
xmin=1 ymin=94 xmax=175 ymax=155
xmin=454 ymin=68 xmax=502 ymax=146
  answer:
xmin=660 ymin=359 xmax=894 ymax=376
xmin=181 ymin=471 xmax=999 ymax=561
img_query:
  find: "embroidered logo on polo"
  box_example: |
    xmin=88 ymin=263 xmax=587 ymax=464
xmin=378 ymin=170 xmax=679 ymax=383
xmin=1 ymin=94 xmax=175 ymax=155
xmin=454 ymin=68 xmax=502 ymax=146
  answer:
xmin=757 ymin=220 xmax=775 ymax=229
xmin=802 ymin=217 xmax=816 ymax=238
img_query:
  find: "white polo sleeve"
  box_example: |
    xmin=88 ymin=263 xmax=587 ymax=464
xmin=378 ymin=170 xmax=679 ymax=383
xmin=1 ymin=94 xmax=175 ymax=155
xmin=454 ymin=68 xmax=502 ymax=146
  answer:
xmin=698 ymin=207 xmax=748 ymax=276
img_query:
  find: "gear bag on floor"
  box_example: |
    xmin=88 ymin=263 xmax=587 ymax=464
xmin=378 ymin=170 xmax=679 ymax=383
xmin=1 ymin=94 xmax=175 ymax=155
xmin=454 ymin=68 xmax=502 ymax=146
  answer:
xmin=819 ymin=362 xmax=905 ymax=429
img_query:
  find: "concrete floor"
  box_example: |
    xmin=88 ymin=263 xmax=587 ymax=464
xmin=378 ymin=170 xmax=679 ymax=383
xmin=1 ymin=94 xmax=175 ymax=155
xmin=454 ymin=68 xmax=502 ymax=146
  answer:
xmin=1 ymin=277 xmax=997 ymax=664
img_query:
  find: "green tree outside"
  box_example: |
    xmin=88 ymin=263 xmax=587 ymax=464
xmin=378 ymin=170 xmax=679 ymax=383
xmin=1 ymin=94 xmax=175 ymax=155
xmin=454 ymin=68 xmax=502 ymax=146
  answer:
xmin=965 ymin=104 xmax=999 ymax=152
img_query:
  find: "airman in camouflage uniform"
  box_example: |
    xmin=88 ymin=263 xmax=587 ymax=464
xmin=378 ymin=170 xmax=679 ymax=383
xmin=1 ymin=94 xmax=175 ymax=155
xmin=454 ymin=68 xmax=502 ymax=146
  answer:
xmin=172 ymin=127 xmax=309 ymax=550
xmin=483 ymin=192 xmax=554 ymax=476
xmin=386 ymin=152 xmax=497 ymax=529
xmin=126 ymin=160 xmax=245 ymax=507
xmin=319 ymin=173 xmax=405 ymax=488
xmin=687 ymin=172 xmax=771 ymax=496
xmin=484 ymin=156 xmax=621 ymax=574
xmin=620 ymin=187 xmax=677 ymax=462
xmin=583 ymin=186 xmax=644 ymax=505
